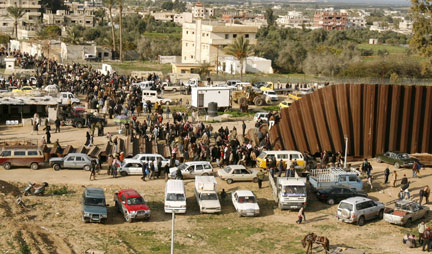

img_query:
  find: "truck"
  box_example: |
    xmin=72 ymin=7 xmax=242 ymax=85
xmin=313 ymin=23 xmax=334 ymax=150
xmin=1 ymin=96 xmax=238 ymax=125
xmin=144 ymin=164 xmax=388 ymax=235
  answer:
xmin=142 ymin=90 xmax=172 ymax=105
xmin=269 ymin=172 xmax=307 ymax=210
xmin=162 ymin=82 xmax=185 ymax=92
xmin=194 ymin=176 xmax=221 ymax=214
xmin=57 ymin=92 xmax=80 ymax=105
xmin=114 ymin=189 xmax=151 ymax=222
xmin=309 ymin=168 xmax=363 ymax=192
xmin=185 ymin=78 xmax=201 ymax=88
xmin=191 ymin=86 xmax=231 ymax=110
xmin=384 ymin=200 xmax=429 ymax=226
xmin=82 ymin=187 xmax=108 ymax=224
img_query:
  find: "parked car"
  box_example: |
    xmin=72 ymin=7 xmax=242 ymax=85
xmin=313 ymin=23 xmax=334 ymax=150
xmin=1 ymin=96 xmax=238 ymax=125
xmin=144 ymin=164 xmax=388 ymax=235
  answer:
xmin=114 ymin=189 xmax=151 ymax=222
xmin=384 ymin=200 xmax=429 ymax=226
xmin=0 ymin=147 xmax=45 ymax=170
xmin=49 ymin=153 xmax=97 ymax=171
xmin=263 ymin=90 xmax=279 ymax=101
xmin=232 ymin=190 xmax=260 ymax=217
xmin=217 ymin=165 xmax=258 ymax=184
xmin=376 ymin=151 xmax=420 ymax=169
xmin=131 ymin=154 xmax=172 ymax=168
xmin=253 ymin=112 xmax=269 ymax=122
xmin=12 ymin=86 xmax=34 ymax=93
xmin=164 ymin=180 xmax=187 ymax=214
xmin=316 ymin=186 xmax=367 ymax=205
xmin=288 ymin=91 xmax=306 ymax=101
xmin=279 ymin=100 xmax=292 ymax=109
xmin=118 ymin=159 xmax=143 ymax=176
xmin=82 ymin=187 xmax=108 ymax=224
xmin=336 ymin=197 xmax=385 ymax=226
xmin=169 ymin=161 xmax=213 ymax=179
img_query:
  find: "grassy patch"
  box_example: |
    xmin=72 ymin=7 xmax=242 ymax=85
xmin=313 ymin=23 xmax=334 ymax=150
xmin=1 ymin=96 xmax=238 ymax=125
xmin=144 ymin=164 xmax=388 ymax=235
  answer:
xmin=262 ymin=105 xmax=280 ymax=112
xmin=108 ymin=61 xmax=172 ymax=75
xmin=357 ymin=43 xmax=407 ymax=55
xmin=47 ymin=185 xmax=75 ymax=195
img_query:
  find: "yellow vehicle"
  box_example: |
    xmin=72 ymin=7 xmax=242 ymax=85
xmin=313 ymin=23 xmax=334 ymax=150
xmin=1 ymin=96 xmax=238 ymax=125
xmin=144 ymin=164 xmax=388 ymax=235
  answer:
xmin=279 ymin=100 xmax=292 ymax=109
xmin=260 ymin=82 xmax=274 ymax=92
xmin=288 ymin=91 xmax=306 ymax=101
xmin=12 ymin=86 xmax=34 ymax=93
xmin=256 ymin=150 xmax=305 ymax=169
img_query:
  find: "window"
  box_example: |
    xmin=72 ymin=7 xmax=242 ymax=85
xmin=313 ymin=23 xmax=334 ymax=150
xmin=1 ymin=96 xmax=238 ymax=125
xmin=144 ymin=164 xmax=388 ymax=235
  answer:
xmin=104 ymin=52 xmax=109 ymax=57
xmin=349 ymin=176 xmax=358 ymax=182
xmin=290 ymin=154 xmax=300 ymax=160
xmin=203 ymin=164 xmax=211 ymax=169
xmin=1 ymin=151 xmax=11 ymax=157
xmin=233 ymin=169 xmax=242 ymax=174
xmin=277 ymin=154 xmax=288 ymax=159
xmin=67 ymin=156 xmax=75 ymax=161
xmin=191 ymin=55 xmax=194 ymax=59
xmin=185 ymin=43 xmax=188 ymax=47
xmin=233 ymin=34 xmax=237 ymax=38
xmin=14 ymin=151 xmax=26 ymax=156
xmin=202 ymin=33 xmax=205 ymax=36
xmin=245 ymin=34 xmax=249 ymax=38
xmin=27 ymin=151 xmax=38 ymax=156
xmin=225 ymin=34 xmax=229 ymax=39
xmin=195 ymin=165 xmax=203 ymax=171
xmin=76 ymin=157 xmax=84 ymax=161
xmin=241 ymin=169 xmax=249 ymax=174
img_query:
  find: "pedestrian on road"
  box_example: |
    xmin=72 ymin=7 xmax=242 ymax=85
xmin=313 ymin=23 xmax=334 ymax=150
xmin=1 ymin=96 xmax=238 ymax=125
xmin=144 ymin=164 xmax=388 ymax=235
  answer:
xmin=89 ymin=161 xmax=96 ymax=181
xmin=242 ymin=121 xmax=246 ymax=137
xmin=423 ymin=226 xmax=431 ymax=252
xmin=368 ymin=175 xmax=373 ymax=190
xmin=420 ymin=188 xmax=426 ymax=205
xmin=55 ymin=117 xmax=61 ymax=133
xmin=296 ymin=204 xmax=306 ymax=224
xmin=141 ymin=162 xmax=147 ymax=181
xmin=43 ymin=123 xmax=51 ymax=144
xmin=418 ymin=221 xmax=426 ymax=245
xmin=107 ymin=154 xmax=113 ymax=175
xmin=384 ymin=167 xmax=390 ymax=184
xmin=257 ymin=169 xmax=265 ymax=189
xmin=392 ymin=171 xmax=398 ymax=187
xmin=221 ymin=189 xmax=227 ymax=201
xmin=425 ymin=186 xmax=431 ymax=204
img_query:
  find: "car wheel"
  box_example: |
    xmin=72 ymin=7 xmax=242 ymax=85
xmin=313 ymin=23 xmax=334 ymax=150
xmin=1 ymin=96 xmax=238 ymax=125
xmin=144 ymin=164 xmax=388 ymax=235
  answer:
xmin=76 ymin=121 xmax=83 ymax=128
xmin=394 ymin=162 xmax=400 ymax=169
xmin=252 ymin=177 xmax=258 ymax=183
xmin=125 ymin=213 xmax=133 ymax=223
xmin=173 ymin=88 xmax=177 ymax=92
xmin=120 ymin=171 xmax=128 ymax=176
xmin=358 ymin=216 xmax=365 ymax=226
xmin=100 ymin=218 xmax=106 ymax=224
xmin=30 ymin=163 xmax=39 ymax=170
xmin=53 ymin=164 xmax=60 ymax=171
xmin=376 ymin=158 xmax=382 ymax=163
xmin=327 ymin=198 xmax=335 ymax=205
xmin=165 ymin=101 xmax=170 ymax=105
xmin=83 ymin=165 xmax=90 ymax=171
xmin=378 ymin=209 xmax=384 ymax=220
xmin=227 ymin=179 xmax=233 ymax=184
xmin=3 ymin=162 xmax=11 ymax=170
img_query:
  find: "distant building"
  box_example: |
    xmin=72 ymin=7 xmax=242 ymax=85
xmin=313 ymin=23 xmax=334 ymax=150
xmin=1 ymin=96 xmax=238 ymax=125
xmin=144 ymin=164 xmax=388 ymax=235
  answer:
xmin=221 ymin=56 xmax=273 ymax=75
xmin=369 ymin=38 xmax=378 ymax=45
xmin=348 ymin=16 xmax=367 ymax=28
xmin=43 ymin=1 xmax=97 ymax=27
xmin=191 ymin=0 xmax=214 ymax=19
xmin=0 ymin=0 xmax=41 ymax=39
xmin=151 ymin=11 xmax=175 ymax=22
xmin=398 ymin=19 xmax=413 ymax=35
xmin=174 ymin=12 xmax=193 ymax=25
xmin=277 ymin=11 xmax=312 ymax=29
xmin=313 ymin=11 xmax=348 ymax=30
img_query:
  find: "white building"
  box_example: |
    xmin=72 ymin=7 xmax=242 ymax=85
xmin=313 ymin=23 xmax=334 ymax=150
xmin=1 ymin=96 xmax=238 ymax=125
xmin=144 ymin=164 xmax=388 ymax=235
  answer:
xmin=348 ymin=16 xmax=367 ymax=28
xmin=191 ymin=0 xmax=214 ymax=19
xmin=0 ymin=0 xmax=41 ymax=38
xmin=276 ymin=11 xmax=312 ymax=29
xmin=221 ymin=56 xmax=273 ymax=75
xmin=398 ymin=19 xmax=413 ymax=34
xmin=174 ymin=12 xmax=193 ymax=25
xmin=181 ymin=20 xmax=258 ymax=65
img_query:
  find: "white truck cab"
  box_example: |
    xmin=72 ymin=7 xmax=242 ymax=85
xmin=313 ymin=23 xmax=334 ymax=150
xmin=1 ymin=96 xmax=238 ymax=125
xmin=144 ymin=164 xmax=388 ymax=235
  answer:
xmin=58 ymin=92 xmax=80 ymax=105
xmin=185 ymin=78 xmax=200 ymax=87
xmin=164 ymin=180 xmax=187 ymax=214
xmin=269 ymin=173 xmax=307 ymax=210
xmin=142 ymin=90 xmax=172 ymax=105
xmin=194 ymin=176 xmax=221 ymax=214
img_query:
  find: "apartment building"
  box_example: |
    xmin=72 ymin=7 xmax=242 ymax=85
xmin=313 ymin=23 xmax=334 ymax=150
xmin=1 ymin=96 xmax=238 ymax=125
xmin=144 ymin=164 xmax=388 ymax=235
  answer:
xmin=0 ymin=0 xmax=41 ymax=37
xmin=43 ymin=1 xmax=95 ymax=27
xmin=181 ymin=19 xmax=258 ymax=65
xmin=277 ymin=11 xmax=312 ymax=29
xmin=191 ymin=0 xmax=214 ymax=19
xmin=313 ymin=11 xmax=348 ymax=30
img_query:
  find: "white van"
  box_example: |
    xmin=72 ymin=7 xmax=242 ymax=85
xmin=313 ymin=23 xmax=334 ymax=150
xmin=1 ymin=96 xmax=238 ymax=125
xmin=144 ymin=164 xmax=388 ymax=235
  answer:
xmin=134 ymin=81 xmax=154 ymax=90
xmin=142 ymin=90 xmax=172 ymax=105
xmin=256 ymin=150 xmax=305 ymax=169
xmin=164 ymin=180 xmax=187 ymax=214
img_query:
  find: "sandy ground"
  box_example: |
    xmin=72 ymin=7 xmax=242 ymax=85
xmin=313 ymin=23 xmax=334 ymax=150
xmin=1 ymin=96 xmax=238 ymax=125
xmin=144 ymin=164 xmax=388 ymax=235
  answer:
xmin=0 ymin=92 xmax=430 ymax=254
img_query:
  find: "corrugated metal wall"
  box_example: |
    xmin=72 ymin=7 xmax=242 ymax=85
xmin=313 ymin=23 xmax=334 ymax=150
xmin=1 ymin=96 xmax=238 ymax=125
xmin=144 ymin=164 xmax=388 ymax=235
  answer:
xmin=270 ymin=84 xmax=432 ymax=157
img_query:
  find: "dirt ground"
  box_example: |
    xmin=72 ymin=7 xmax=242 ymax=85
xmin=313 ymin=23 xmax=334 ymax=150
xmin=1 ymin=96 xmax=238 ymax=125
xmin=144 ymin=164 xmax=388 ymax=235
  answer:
xmin=0 ymin=92 xmax=430 ymax=254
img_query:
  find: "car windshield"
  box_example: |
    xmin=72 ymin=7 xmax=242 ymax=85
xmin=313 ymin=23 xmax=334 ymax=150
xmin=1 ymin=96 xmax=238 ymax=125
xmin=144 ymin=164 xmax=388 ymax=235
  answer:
xmin=131 ymin=155 xmax=140 ymax=160
xmin=85 ymin=197 xmax=105 ymax=206
xmin=127 ymin=197 xmax=145 ymax=205
xmin=339 ymin=202 xmax=353 ymax=211
xmin=399 ymin=153 xmax=410 ymax=159
xmin=238 ymin=196 xmax=256 ymax=204
xmin=178 ymin=164 xmax=187 ymax=170
xmin=224 ymin=167 xmax=231 ymax=173
xmin=166 ymin=193 xmax=186 ymax=201
xmin=267 ymin=91 xmax=276 ymax=95
xmin=200 ymin=193 xmax=218 ymax=200
xmin=258 ymin=152 xmax=266 ymax=159
xmin=282 ymin=186 xmax=306 ymax=194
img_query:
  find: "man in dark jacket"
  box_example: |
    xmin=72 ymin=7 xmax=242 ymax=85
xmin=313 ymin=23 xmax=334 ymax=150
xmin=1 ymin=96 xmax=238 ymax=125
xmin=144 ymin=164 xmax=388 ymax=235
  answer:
xmin=384 ymin=167 xmax=390 ymax=184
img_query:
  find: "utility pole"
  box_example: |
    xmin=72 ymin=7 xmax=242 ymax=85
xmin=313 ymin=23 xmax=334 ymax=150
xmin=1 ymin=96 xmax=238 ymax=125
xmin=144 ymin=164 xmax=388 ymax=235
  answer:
xmin=170 ymin=211 xmax=175 ymax=254
xmin=344 ymin=136 xmax=348 ymax=169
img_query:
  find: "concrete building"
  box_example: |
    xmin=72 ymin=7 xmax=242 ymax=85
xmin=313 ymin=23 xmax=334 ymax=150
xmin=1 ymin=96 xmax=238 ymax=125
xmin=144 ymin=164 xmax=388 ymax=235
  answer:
xmin=43 ymin=10 xmax=95 ymax=27
xmin=151 ymin=11 xmax=175 ymax=22
xmin=276 ymin=11 xmax=312 ymax=29
xmin=191 ymin=0 xmax=214 ymax=19
xmin=221 ymin=56 xmax=273 ymax=75
xmin=313 ymin=11 xmax=348 ymax=30
xmin=174 ymin=12 xmax=193 ymax=25
xmin=348 ymin=16 xmax=367 ymax=28
xmin=0 ymin=0 xmax=41 ymax=38
xmin=181 ymin=20 xmax=258 ymax=65
xmin=60 ymin=43 xmax=111 ymax=61
xmin=398 ymin=19 xmax=413 ymax=34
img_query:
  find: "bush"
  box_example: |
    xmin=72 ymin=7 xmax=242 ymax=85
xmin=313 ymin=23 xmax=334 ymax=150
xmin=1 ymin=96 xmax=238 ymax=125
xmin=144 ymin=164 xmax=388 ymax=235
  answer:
xmin=47 ymin=185 xmax=74 ymax=195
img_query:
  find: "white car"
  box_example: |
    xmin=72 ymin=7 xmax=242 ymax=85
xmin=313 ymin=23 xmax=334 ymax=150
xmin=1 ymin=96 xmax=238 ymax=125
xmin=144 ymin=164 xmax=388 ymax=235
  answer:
xmin=131 ymin=153 xmax=173 ymax=168
xmin=118 ymin=159 xmax=143 ymax=176
xmin=232 ymin=190 xmax=260 ymax=217
xmin=263 ymin=90 xmax=279 ymax=101
xmin=169 ymin=161 xmax=213 ymax=179
xmin=253 ymin=112 xmax=269 ymax=122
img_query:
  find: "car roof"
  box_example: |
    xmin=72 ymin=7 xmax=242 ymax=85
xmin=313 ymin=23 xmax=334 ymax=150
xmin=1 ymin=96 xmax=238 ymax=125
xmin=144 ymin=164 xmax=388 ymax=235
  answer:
xmin=166 ymin=180 xmax=185 ymax=192
xmin=123 ymin=159 xmax=142 ymax=164
xmin=85 ymin=187 xmax=105 ymax=198
xmin=340 ymin=197 xmax=371 ymax=204
xmin=120 ymin=189 xmax=141 ymax=198
xmin=184 ymin=161 xmax=210 ymax=165
xmin=67 ymin=153 xmax=89 ymax=157
xmin=234 ymin=190 xmax=255 ymax=196
xmin=225 ymin=165 xmax=246 ymax=170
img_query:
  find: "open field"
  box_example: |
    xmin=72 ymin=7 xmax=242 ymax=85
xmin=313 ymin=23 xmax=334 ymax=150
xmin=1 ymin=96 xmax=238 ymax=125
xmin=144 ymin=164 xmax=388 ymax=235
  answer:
xmin=0 ymin=110 xmax=431 ymax=254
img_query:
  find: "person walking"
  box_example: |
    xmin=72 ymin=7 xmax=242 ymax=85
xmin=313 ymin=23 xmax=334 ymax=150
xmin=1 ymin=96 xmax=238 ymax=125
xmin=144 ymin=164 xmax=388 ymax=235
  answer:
xmin=384 ymin=167 xmax=390 ymax=184
xmin=106 ymin=154 xmax=113 ymax=175
xmin=257 ymin=169 xmax=265 ymax=189
xmin=141 ymin=162 xmax=147 ymax=181
xmin=425 ymin=186 xmax=431 ymax=204
xmin=166 ymin=106 xmax=171 ymax=120
xmin=367 ymin=175 xmax=373 ymax=190
xmin=419 ymin=221 xmax=426 ymax=245
xmin=89 ymin=161 xmax=97 ymax=181
xmin=392 ymin=170 xmax=398 ymax=187
xmin=112 ymin=156 xmax=119 ymax=178
xmin=423 ymin=226 xmax=431 ymax=252
xmin=55 ymin=117 xmax=61 ymax=133
xmin=242 ymin=121 xmax=246 ymax=137
xmin=420 ymin=188 xmax=426 ymax=205
xmin=296 ymin=204 xmax=306 ymax=224
xmin=43 ymin=124 xmax=51 ymax=144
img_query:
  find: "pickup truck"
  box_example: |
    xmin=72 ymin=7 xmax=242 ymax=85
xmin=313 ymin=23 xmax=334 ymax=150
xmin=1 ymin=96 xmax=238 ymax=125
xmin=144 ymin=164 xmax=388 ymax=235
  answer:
xmin=309 ymin=168 xmax=363 ymax=191
xmin=162 ymin=83 xmax=185 ymax=92
xmin=269 ymin=173 xmax=307 ymax=210
xmin=82 ymin=187 xmax=108 ymax=224
xmin=384 ymin=200 xmax=429 ymax=226
xmin=58 ymin=92 xmax=80 ymax=105
xmin=114 ymin=189 xmax=151 ymax=222
xmin=194 ymin=176 xmax=221 ymax=213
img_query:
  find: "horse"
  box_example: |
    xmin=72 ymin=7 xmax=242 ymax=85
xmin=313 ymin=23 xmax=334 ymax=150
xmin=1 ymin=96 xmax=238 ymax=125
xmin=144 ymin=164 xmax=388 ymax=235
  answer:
xmin=301 ymin=232 xmax=330 ymax=254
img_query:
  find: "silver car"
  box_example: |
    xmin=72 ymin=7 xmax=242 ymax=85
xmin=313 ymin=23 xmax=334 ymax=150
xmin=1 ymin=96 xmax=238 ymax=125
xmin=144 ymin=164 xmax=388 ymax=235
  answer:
xmin=337 ymin=197 xmax=385 ymax=226
xmin=50 ymin=153 xmax=97 ymax=171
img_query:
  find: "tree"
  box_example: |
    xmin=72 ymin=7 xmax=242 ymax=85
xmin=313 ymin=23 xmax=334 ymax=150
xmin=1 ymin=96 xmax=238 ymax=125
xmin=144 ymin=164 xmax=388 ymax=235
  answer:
xmin=64 ymin=26 xmax=83 ymax=45
xmin=264 ymin=8 xmax=276 ymax=27
xmin=37 ymin=25 xmax=61 ymax=39
xmin=224 ymin=36 xmax=254 ymax=79
xmin=117 ymin=0 xmax=124 ymax=62
xmin=410 ymin=0 xmax=432 ymax=59
xmin=94 ymin=8 xmax=106 ymax=26
xmin=0 ymin=33 xmax=10 ymax=45
xmin=105 ymin=0 xmax=116 ymax=57
xmin=40 ymin=0 xmax=66 ymax=13
xmin=161 ymin=1 xmax=174 ymax=10
xmin=7 ymin=5 xmax=25 ymax=38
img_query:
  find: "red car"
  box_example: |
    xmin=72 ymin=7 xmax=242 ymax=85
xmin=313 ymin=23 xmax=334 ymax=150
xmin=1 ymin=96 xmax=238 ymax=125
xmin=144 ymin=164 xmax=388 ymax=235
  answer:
xmin=114 ymin=189 xmax=151 ymax=222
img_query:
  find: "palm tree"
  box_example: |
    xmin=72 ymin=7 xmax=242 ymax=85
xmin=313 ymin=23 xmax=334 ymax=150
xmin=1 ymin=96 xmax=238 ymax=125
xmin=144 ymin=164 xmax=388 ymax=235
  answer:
xmin=105 ymin=0 xmax=116 ymax=57
xmin=7 ymin=5 xmax=25 ymax=38
xmin=117 ymin=0 xmax=124 ymax=62
xmin=94 ymin=8 xmax=106 ymax=26
xmin=224 ymin=36 xmax=253 ymax=79
xmin=64 ymin=27 xmax=82 ymax=45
